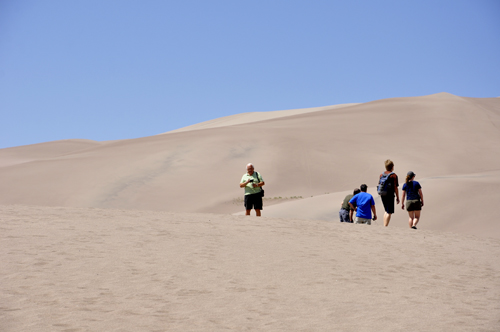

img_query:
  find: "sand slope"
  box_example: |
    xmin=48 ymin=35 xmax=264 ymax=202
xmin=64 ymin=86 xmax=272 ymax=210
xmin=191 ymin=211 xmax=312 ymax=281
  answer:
xmin=1 ymin=93 xmax=500 ymax=238
xmin=255 ymin=169 xmax=500 ymax=239
xmin=1 ymin=205 xmax=499 ymax=331
xmin=2 ymin=93 xmax=500 ymax=331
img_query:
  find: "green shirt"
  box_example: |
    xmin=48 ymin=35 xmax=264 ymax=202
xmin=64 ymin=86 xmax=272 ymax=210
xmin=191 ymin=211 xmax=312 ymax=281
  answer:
xmin=241 ymin=172 xmax=264 ymax=195
xmin=342 ymin=194 xmax=354 ymax=211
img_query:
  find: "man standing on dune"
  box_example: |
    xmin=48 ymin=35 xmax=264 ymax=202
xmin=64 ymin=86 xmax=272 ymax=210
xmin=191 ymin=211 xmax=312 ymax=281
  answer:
xmin=348 ymin=184 xmax=377 ymax=225
xmin=240 ymin=163 xmax=265 ymax=216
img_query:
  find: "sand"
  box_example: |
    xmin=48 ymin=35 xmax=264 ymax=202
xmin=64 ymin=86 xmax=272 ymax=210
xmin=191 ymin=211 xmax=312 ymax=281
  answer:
xmin=2 ymin=205 xmax=500 ymax=331
xmin=1 ymin=92 xmax=500 ymax=330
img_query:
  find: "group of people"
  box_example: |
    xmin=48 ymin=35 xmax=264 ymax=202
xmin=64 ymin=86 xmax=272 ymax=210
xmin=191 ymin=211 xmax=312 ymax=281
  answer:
xmin=239 ymin=160 xmax=424 ymax=229
xmin=339 ymin=160 xmax=424 ymax=229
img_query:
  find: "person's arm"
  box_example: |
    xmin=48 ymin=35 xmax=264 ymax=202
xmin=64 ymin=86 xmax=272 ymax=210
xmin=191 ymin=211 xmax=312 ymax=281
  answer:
xmin=401 ymin=190 xmax=406 ymax=210
xmin=240 ymin=176 xmax=251 ymax=188
xmin=394 ymin=175 xmax=400 ymax=204
xmin=254 ymin=180 xmax=265 ymax=188
xmin=253 ymin=173 xmax=265 ymax=188
xmin=418 ymin=189 xmax=424 ymax=207
xmin=349 ymin=209 xmax=354 ymax=222
xmin=371 ymin=205 xmax=377 ymax=220
xmin=349 ymin=202 xmax=355 ymax=211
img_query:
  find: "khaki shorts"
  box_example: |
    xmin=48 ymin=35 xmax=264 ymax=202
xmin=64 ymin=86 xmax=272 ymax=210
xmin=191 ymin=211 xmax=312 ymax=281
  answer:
xmin=406 ymin=199 xmax=421 ymax=211
xmin=355 ymin=217 xmax=372 ymax=225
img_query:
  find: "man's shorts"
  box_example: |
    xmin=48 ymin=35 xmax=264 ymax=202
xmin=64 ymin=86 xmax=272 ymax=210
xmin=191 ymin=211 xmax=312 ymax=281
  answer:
xmin=406 ymin=199 xmax=422 ymax=211
xmin=244 ymin=193 xmax=263 ymax=210
xmin=381 ymin=194 xmax=395 ymax=214
xmin=354 ymin=217 xmax=371 ymax=225
xmin=339 ymin=208 xmax=351 ymax=222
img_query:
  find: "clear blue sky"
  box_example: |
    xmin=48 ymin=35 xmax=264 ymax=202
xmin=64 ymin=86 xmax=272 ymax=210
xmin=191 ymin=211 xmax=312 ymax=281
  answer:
xmin=1 ymin=0 xmax=499 ymax=148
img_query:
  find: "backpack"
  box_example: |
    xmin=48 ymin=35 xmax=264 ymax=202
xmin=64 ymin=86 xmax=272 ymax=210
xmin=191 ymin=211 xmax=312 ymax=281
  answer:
xmin=255 ymin=172 xmax=264 ymax=197
xmin=377 ymin=172 xmax=393 ymax=196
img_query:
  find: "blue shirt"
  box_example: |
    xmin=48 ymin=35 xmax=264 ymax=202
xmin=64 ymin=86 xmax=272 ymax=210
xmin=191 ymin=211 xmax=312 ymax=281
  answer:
xmin=402 ymin=181 xmax=421 ymax=200
xmin=349 ymin=192 xmax=375 ymax=219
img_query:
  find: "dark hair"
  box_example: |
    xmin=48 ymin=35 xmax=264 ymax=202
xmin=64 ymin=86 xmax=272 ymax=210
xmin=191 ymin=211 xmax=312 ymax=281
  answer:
xmin=360 ymin=184 xmax=367 ymax=192
xmin=353 ymin=188 xmax=361 ymax=195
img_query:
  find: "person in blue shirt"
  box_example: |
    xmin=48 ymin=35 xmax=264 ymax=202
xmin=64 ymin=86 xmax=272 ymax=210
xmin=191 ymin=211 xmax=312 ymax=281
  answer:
xmin=349 ymin=184 xmax=377 ymax=225
xmin=401 ymin=171 xmax=424 ymax=229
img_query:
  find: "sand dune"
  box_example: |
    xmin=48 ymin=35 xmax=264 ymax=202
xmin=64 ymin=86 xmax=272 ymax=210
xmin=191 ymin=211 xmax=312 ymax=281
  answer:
xmin=1 ymin=92 xmax=499 ymax=237
xmin=256 ymin=169 xmax=500 ymax=239
xmin=2 ymin=93 xmax=500 ymax=331
xmin=0 ymin=139 xmax=103 ymax=167
xmin=1 ymin=205 xmax=499 ymax=331
xmin=162 ymin=103 xmax=360 ymax=134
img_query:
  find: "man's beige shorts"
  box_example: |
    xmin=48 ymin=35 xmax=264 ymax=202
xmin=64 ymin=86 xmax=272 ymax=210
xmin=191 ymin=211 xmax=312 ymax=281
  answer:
xmin=355 ymin=217 xmax=371 ymax=225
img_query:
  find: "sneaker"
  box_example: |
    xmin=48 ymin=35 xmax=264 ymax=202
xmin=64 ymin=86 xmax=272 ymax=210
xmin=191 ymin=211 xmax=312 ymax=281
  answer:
xmin=411 ymin=226 xmax=417 ymax=229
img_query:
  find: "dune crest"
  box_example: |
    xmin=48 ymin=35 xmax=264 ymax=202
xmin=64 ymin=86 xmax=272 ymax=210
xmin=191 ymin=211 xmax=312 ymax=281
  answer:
xmin=160 ymin=103 xmax=360 ymax=134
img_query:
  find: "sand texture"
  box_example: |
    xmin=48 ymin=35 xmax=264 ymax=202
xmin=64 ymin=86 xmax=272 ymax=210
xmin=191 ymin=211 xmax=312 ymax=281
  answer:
xmin=2 ymin=205 xmax=500 ymax=331
xmin=1 ymin=93 xmax=500 ymax=330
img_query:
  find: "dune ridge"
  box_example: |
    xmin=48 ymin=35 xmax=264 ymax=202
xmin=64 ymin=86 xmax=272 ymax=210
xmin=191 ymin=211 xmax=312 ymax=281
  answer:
xmin=161 ymin=103 xmax=360 ymax=134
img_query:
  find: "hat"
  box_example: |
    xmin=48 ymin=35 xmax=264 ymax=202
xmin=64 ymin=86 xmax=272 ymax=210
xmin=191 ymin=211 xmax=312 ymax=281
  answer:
xmin=407 ymin=171 xmax=416 ymax=178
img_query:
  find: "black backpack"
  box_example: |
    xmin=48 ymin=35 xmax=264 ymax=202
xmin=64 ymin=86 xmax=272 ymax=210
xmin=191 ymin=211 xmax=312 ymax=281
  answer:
xmin=377 ymin=172 xmax=393 ymax=196
xmin=255 ymin=172 xmax=264 ymax=197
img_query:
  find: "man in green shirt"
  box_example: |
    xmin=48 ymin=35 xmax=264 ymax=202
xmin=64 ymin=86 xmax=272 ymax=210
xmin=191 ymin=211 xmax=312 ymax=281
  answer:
xmin=339 ymin=188 xmax=360 ymax=222
xmin=239 ymin=163 xmax=265 ymax=216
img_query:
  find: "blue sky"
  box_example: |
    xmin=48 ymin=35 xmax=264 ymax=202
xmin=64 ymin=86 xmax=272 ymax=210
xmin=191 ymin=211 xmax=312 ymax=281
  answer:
xmin=1 ymin=0 xmax=499 ymax=149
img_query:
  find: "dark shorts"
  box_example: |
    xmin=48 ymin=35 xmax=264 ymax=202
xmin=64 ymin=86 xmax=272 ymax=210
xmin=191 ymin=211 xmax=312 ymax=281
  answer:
xmin=381 ymin=194 xmax=395 ymax=214
xmin=406 ymin=199 xmax=422 ymax=211
xmin=244 ymin=193 xmax=263 ymax=210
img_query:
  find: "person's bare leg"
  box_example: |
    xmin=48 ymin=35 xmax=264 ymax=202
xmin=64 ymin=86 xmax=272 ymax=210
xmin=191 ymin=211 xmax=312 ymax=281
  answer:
xmin=245 ymin=210 xmax=251 ymax=216
xmin=255 ymin=209 xmax=261 ymax=217
xmin=408 ymin=211 xmax=414 ymax=228
xmin=412 ymin=210 xmax=421 ymax=227
xmin=384 ymin=212 xmax=392 ymax=227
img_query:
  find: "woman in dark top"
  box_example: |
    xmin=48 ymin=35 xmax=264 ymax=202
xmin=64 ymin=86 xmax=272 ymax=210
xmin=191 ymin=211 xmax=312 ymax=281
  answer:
xmin=401 ymin=171 xmax=424 ymax=229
